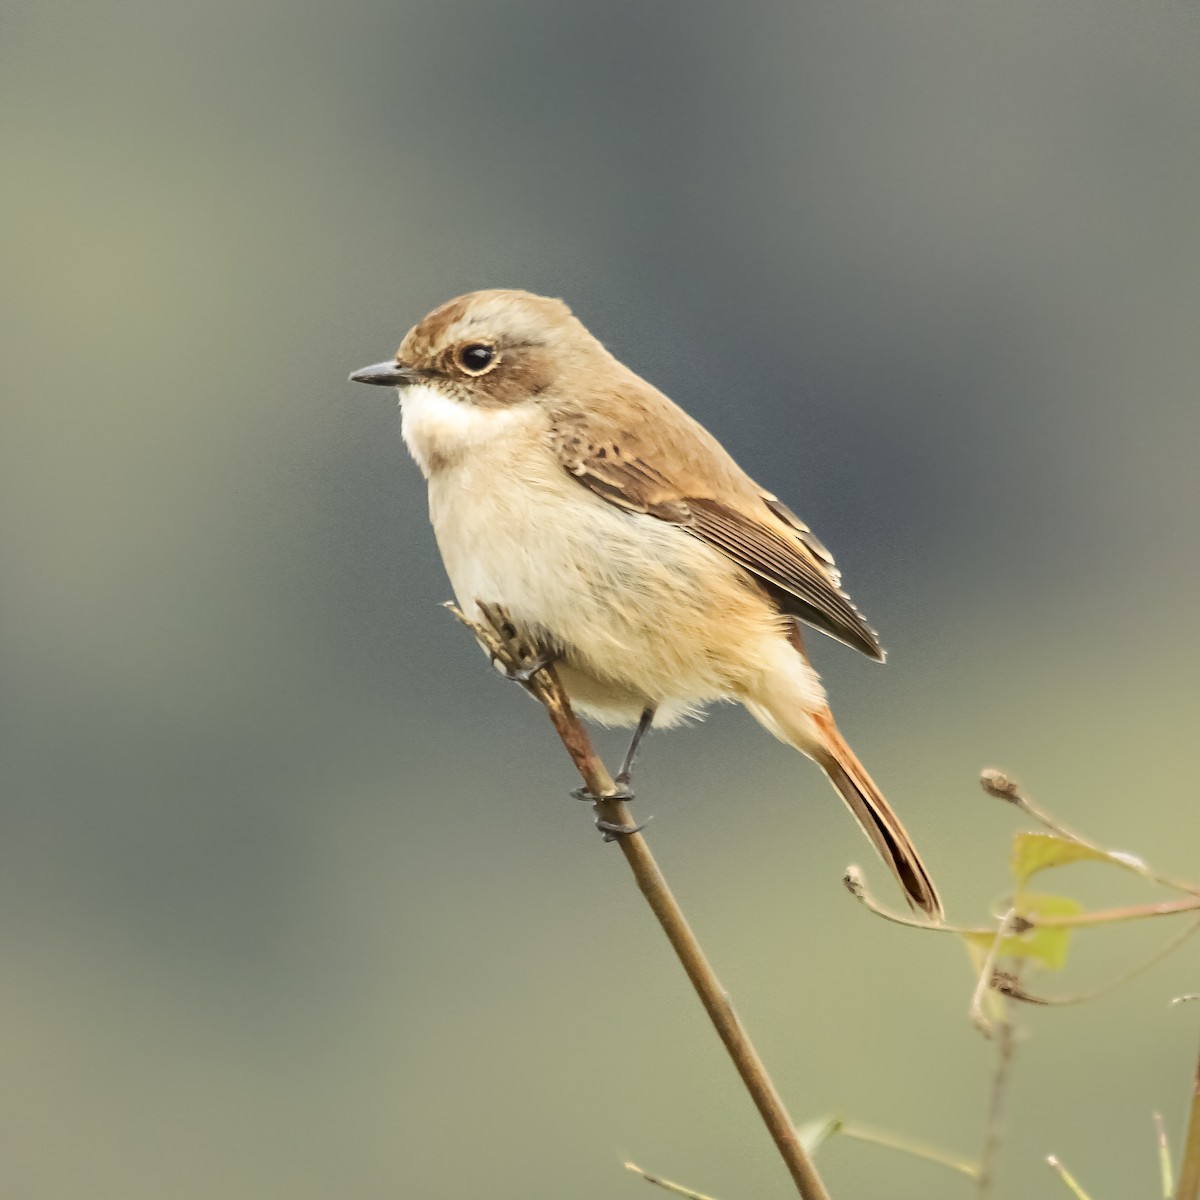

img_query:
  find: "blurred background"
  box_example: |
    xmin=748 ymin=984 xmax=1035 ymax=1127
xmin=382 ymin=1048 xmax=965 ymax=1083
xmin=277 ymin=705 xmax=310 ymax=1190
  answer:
xmin=4 ymin=1 xmax=1200 ymax=1196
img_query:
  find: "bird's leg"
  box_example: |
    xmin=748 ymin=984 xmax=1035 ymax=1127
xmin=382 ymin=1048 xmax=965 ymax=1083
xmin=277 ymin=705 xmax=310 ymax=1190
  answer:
xmin=572 ymin=707 xmax=657 ymax=838
xmin=467 ymin=604 xmax=638 ymax=839
xmin=615 ymin=705 xmax=656 ymax=791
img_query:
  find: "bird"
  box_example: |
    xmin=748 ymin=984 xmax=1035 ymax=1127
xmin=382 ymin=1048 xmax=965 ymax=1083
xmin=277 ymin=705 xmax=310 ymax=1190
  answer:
xmin=350 ymin=289 xmax=942 ymax=917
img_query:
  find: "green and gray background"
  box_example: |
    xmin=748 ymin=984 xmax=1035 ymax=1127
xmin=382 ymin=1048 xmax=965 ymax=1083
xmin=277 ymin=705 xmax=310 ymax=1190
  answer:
xmin=4 ymin=2 xmax=1200 ymax=1196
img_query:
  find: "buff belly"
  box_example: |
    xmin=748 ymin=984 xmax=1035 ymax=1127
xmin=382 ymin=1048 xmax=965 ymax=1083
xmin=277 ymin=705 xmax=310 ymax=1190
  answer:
xmin=426 ymin=445 xmax=813 ymax=725
xmin=401 ymin=384 xmax=825 ymax=728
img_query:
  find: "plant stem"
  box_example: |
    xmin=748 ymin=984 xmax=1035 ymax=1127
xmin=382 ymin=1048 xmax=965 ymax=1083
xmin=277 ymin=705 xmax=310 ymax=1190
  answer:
xmin=838 ymin=1121 xmax=979 ymax=1178
xmin=624 ymin=1161 xmax=725 ymax=1200
xmin=1032 ymin=896 xmax=1200 ymax=928
xmin=1177 ymin=1025 xmax=1200 ymax=1200
xmin=997 ymin=917 xmax=1200 ymax=1007
xmin=969 ymin=909 xmax=1018 ymax=1037
xmin=1046 ymin=1155 xmax=1093 ymax=1199
xmin=452 ymin=603 xmax=832 ymax=1200
xmin=1156 ymin=1111 xmax=1174 ymax=1199
xmin=981 ymin=769 xmax=1200 ymax=896
xmin=611 ymin=803 xmax=831 ymax=1200
xmin=977 ymin=979 xmax=1019 ymax=1198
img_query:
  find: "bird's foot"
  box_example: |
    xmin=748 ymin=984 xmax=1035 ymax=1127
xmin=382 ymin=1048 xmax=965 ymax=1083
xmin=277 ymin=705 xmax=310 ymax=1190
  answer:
xmin=493 ymin=653 xmax=552 ymax=684
xmin=571 ymin=786 xmax=648 ymax=841
xmin=469 ymin=601 xmax=553 ymax=684
xmin=572 ymin=784 xmax=635 ymax=805
xmin=594 ymin=815 xmax=650 ymax=842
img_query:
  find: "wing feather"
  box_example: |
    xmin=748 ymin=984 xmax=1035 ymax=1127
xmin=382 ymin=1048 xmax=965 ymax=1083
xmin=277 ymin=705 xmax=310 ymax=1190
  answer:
xmin=688 ymin=498 xmax=882 ymax=659
xmin=552 ymin=423 xmax=883 ymax=660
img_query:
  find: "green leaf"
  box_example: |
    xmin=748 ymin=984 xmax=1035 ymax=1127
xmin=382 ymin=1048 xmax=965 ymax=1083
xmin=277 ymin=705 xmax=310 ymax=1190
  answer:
xmin=962 ymin=893 xmax=1083 ymax=970
xmin=1010 ymin=832 xmax=1146 ymax=887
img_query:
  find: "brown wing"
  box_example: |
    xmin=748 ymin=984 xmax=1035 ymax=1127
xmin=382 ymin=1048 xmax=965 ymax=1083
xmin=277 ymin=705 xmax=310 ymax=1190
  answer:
xmin=552 ymin=425 xmax=884 ymax=660
xmin=762 ymin=495 xmax=841 ymax=586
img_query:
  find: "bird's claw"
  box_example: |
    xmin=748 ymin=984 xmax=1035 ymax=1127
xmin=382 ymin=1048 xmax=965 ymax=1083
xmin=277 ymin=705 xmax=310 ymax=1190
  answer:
xmin=569 ymin=786 xmax=647 ymax=840
xmin=492 ymin=653 xmax=550 ymax=684
xmin=594 ymin=816 xmax=650 ymax=842
xmin=572 ymin=785 xmax=635 ymax=804
xmin=570 ymin=786 xmax=648 ymax=840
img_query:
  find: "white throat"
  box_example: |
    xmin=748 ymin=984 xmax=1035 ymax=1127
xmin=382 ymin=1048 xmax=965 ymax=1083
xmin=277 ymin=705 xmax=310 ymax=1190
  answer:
xmin=399 ymin=383 xmax=525 ymax=476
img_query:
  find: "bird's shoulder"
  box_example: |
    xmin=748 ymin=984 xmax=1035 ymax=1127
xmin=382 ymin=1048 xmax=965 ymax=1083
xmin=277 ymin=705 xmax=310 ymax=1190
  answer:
xmin=545 ymin=373 xmax=881 ymax=658
xmin=547 ymin=372 xmax=759 ymax=516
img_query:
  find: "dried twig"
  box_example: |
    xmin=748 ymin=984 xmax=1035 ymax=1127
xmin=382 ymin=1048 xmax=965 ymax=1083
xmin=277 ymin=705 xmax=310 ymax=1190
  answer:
xmin=448 ymin=602 xmax=832 ymax=1200
xmin=1177 ymin=1021 xmax=1200 ymax=1200
xmin=623 ymin=1161 xmax=725 ymax=1200
xmin=845 ymin=862 xmax=1200 ymax=948
xmin=995 ymin=918 xmax=1200 ymax=1007
xmin=1029 ymin=897 xmax=1200 ymax=929
xmin=977 ymin=971 xmax=1020 ymax=1198
xmin=842 ymin=865 xmax=958 ymax=932
xmin=1155 ymin=1111 xmax=1174 ymax=1199
xmin=1046 ymin=1155 xmax=1094 ymax=1199
xmin=970 ymin=908 xmax=1018 ymax=1038
xmin=836 ymin=1121 xmax=979 ymax=1179
xmin=980 ymin=770 xmax=1199 ymax=896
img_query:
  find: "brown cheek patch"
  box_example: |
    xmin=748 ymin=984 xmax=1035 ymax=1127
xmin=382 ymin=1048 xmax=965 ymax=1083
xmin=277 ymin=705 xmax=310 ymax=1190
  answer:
xmin=475 ymin=354 xmax=552 ymax=408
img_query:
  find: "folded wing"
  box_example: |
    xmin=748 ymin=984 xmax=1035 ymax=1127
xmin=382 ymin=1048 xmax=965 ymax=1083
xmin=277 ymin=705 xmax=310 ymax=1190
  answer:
xmin=552 ymin=419 xmax=883 ymax=660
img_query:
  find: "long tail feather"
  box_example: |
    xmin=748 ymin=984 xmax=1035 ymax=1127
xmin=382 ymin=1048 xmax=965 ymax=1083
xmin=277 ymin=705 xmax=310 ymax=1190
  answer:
xmin=810 ymin=711 xmax=943 ymax=918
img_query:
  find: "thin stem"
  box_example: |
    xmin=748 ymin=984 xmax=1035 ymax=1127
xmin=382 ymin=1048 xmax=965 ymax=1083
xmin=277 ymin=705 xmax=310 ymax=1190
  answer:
xmin=1046 ymin=1155 xmax=1094 ymax=1200
xmin=451 ymin=604 xmax=832 ymax=1200
xmin=996 ymin=917 xmax=1200 ymax=1006
xmin=970 ymin=909 xmax=1018 ymax=1037
xmin=1177 ymin=1024 xmax=1200 ymax=1200
xmin=842 ymin=865 xmax=1200 ymax=937
xmin=843 ymin=866 xmax=960 ymax=932
xmin=837 ymin=1121 xmax=979 ymax=1179
xmin=1156 ymin=1111 xmax=1174 ymax=1199
xmin=613 ymin=824 xmax=831 ymax=1200
xmin=981 ymin=770 xmax=1200 ymax=897
xmin=1031 ymin=896 xmax=1200 ymax=929
xmin=623 ymin=1161 xmax=724 ymax=1200
xmin=977 ymin=974 xmax=1020 ymax=1198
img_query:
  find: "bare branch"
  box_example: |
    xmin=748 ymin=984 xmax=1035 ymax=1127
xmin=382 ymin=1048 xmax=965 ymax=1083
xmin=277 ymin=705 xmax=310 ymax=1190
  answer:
xmin=970 ymin=909 xmax=1019 ymax=1038
xmin=1046 ymin=1155 xmax=1094 ymax=1199
xmin=450 ymin=602 xmax=832 ymax=1200
xmin=1156 ymin=1111 xmax=1174 ymax=1200
xmin=837 ymin=1121 xmax=980 ymax=1179
xmin=980 ymin=770 xmax=1200 ymax=897
xmin=1177 ymin=1022 xmax=1200 ymax=1200
xmin=623 ymin=1162 xmax=725 ymax=1200
xmin=995 ymin=918 xmax=1200 ymax=1006
xmin=977 ymin=965 xmax=1021 ymax=1198
xmin=842 ymin=866 xmax=963 ymax=933
xmin=1030 ymin=897 xmax=1200 ymax=929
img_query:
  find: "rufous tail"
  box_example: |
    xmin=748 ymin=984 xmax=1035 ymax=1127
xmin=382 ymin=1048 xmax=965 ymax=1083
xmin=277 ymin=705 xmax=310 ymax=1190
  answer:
xmin=808 ymin=710 xmax=942 ymax=918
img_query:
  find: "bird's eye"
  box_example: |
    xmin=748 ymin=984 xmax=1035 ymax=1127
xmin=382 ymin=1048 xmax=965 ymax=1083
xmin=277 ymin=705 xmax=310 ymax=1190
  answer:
xmin=456 ymin=343 xmax=497 ymax=375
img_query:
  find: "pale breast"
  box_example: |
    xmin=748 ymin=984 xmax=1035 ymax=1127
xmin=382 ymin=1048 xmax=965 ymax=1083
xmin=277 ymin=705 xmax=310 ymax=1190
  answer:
xmin=413 ymin=397 xmax=789 ymax=716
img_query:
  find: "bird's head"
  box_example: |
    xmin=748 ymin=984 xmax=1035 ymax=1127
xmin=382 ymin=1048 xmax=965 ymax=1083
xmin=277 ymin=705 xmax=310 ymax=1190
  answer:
xmin=350 ymin=289 xmax=599 ymax=409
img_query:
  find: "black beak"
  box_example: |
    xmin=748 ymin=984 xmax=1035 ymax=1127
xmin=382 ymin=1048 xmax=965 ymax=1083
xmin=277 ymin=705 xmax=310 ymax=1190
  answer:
xmin=349 ymin=361 xmax=427 ymax=387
